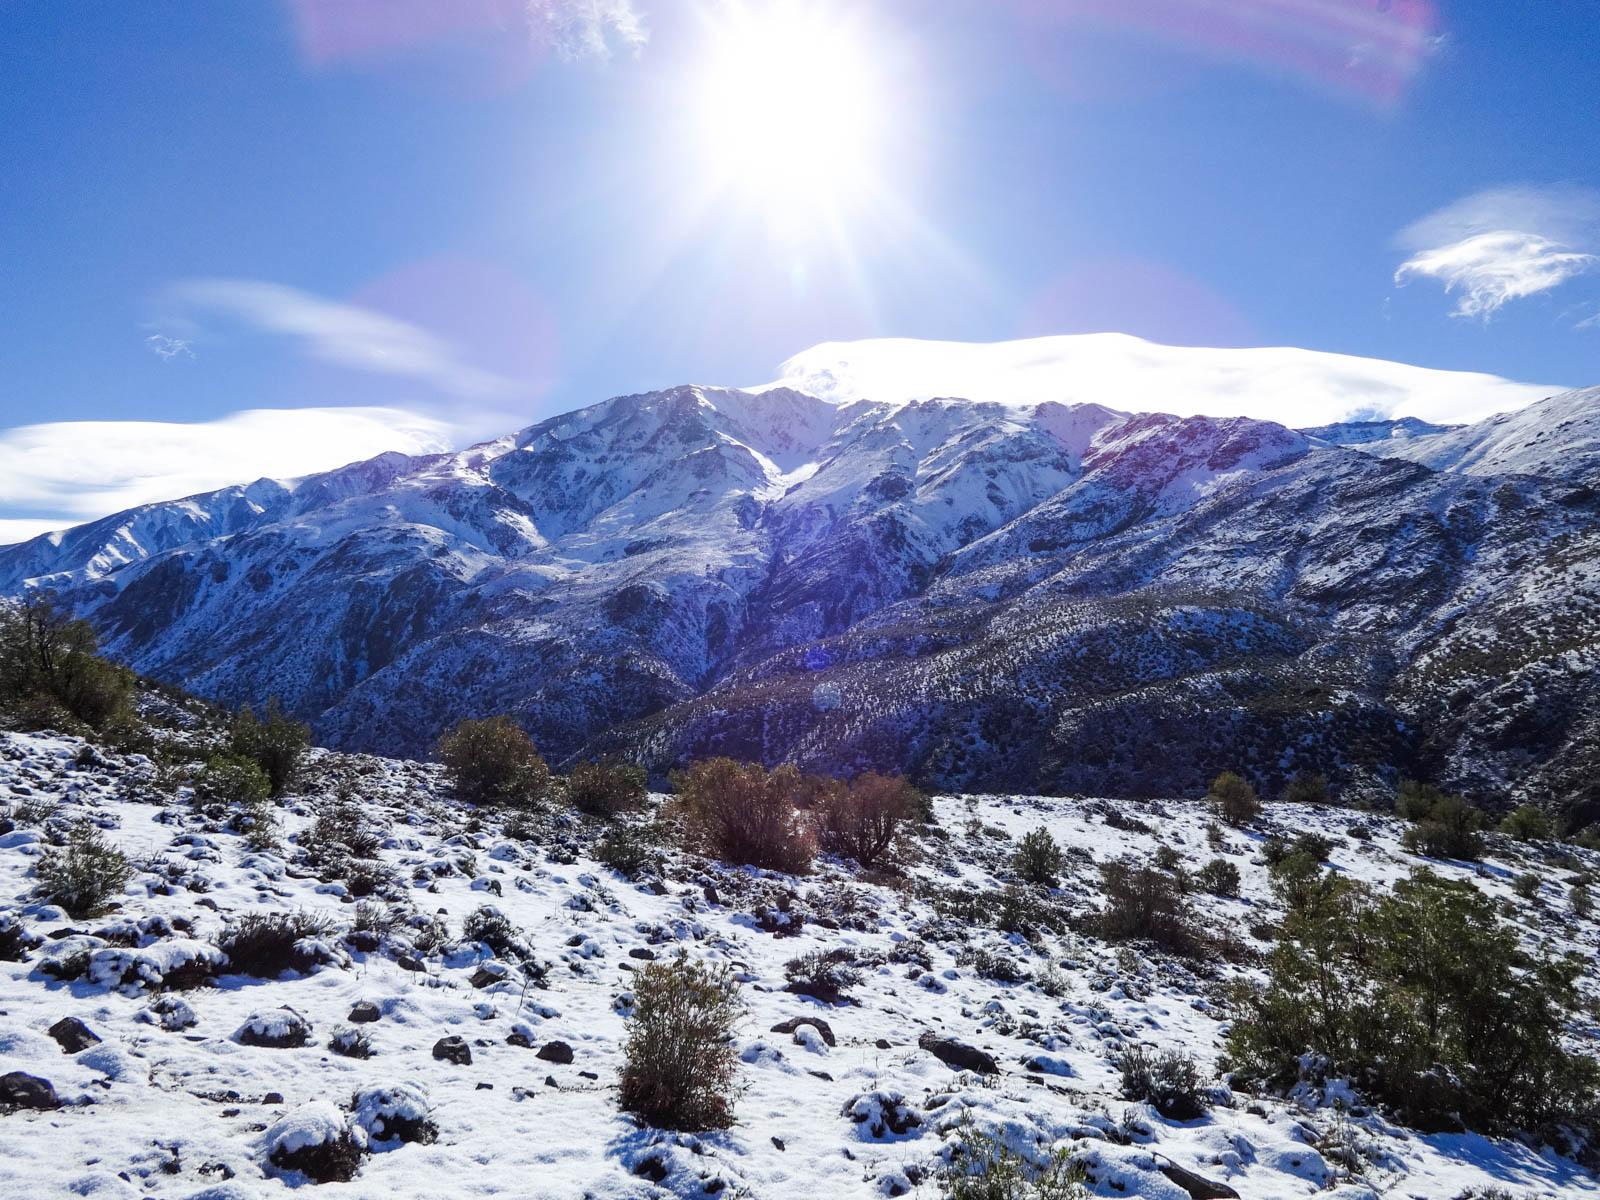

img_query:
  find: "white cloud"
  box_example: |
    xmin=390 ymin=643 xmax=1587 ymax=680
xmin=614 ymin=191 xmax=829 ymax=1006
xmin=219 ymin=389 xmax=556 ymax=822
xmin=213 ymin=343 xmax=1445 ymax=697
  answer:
xmin=1394 ymin=185 xmax=1600 ymax=320
xmin=0 ymin=406 xmax=455 ymax=547
xmin=144 ymin=333 xmax=194 ymax=361
xmin=170 ymin=279 xmax=519 ymax=398
xmin=527 ymin=0 xmax=646 ymax=60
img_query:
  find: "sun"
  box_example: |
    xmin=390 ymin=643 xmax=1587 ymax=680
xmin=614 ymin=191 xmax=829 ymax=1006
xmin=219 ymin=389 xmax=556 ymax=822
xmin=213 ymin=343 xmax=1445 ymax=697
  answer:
xmin=690 ymin=1 xmax=888 ymax=232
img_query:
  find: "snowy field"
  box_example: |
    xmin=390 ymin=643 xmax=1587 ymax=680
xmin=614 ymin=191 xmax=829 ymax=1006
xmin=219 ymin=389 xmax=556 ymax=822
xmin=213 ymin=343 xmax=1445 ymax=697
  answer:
xmin=1 ymin=731 xmax=1596 ymax=1200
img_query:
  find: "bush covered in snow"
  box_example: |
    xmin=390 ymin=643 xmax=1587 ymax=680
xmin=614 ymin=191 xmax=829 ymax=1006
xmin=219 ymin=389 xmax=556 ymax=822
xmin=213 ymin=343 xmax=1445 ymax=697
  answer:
xmin=265 ymin=1100 xmax=366 ymax=1183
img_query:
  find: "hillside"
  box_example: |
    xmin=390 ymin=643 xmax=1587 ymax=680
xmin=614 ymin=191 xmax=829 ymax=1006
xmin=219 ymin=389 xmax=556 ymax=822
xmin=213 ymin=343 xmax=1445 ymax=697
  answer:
xmin=1 ymin=727 xmax=1597 ymax=1198
xmin=0 ymin=340 xmax=1597 ymax=821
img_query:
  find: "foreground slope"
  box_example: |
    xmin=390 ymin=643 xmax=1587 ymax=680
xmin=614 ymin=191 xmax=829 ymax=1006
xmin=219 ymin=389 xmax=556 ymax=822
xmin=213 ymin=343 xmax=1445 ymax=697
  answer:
xmin=1 ymin=730 xmax=1597 ymax=1199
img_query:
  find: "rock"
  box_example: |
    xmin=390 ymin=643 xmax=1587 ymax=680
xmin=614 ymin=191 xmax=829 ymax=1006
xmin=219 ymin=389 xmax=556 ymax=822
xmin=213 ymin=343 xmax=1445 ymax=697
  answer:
xmin=506 ymin=1030 xmax=533 ymax=1049
xmin=261 ymin=1092 xmax=284 ymax=1105
xmin=0 ymin=1071 xmax=60 ymax=1110
xmin=917 ymin=1032 xmax=999 ymax=1075
xmin=234 ymin=1007 xmax=313 ymax=1048
xmin=396 ymin=953 xmax=425 ymax=972
xmin=1159 ymin=1164 xmax=1241 ymax=1200
xmin=771 ymin=1137 xmax=785 ymax=1151
xmin=535 ymin=1040 xmax=574 ymax=1065
xmin=139 ymin=995 xmax=197 ymax=1031
xmin=634 ymin=1157 xmax=668 ymax=1183
xmin=48 ymin=1017 xmax=101 ymax=1054
xmin=348 ymin=1001 xmax=380 ymax=1024
xmin=469 ymin=964 xmax=509 ymax=989
xmin=432 ymin=1035 xmax=471 ymax=1066
xmin=771 ymin=1016 xmax=837 ymax=1047
xmin=627 ymin=947 xmax=656 ymax=961
xmin=703 ymin=885 xmax=720 ymax=906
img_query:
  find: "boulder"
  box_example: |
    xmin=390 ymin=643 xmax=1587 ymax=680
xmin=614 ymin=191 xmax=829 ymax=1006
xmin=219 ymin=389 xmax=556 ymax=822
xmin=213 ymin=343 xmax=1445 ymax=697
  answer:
xmin=347 ymin=1001 xmax=381 ymax=1024
xmin=265 ymin=1101 xmax=366 ymax=1183
xmin=0 ymin=1071 xmax=61 ymax=1110
xmin=234 ymin=1007 xmax=313 ymax=1048
xmin=771 ymin=1016 xmax=837 ymax=1047
xmin=432 ymin=1035 xmax=471 ymax=1066
xmin=535 ymin=1040 xmax=574 ymax=1065
xmin=48 ymin=1017 xmax=101 ymax=1054
xmin=917 ymin=1032 xmax=999 ymax=1075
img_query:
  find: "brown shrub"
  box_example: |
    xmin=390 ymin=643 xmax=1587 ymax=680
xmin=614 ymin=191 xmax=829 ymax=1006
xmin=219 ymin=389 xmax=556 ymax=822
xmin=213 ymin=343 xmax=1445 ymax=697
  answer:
xmin=669 ymin=758 xmax=815 ymax=873
xmin=812 ymin=772 xmax=919 ymax=868
xmin=567 ymin=759 xmax=647 ymax=818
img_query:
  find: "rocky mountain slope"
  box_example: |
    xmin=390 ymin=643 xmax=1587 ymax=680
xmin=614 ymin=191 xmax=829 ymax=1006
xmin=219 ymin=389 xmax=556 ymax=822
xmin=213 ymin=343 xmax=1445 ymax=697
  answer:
xmin=1 ymin=345 xmax=1597 ymax=820
xmin=2 ymin=727 xmax=1596 ymax=1199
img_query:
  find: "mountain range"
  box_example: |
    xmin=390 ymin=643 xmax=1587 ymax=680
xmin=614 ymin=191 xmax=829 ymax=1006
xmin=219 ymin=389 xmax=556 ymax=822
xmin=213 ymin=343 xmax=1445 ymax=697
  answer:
xmin=3 ymin=336 xmax=1597 ymax=823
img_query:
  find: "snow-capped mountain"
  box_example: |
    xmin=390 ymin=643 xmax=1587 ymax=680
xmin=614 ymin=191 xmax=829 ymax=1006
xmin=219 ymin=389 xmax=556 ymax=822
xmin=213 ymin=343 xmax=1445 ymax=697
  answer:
xmin=2 ymin=340 xmax=1597 ymax=821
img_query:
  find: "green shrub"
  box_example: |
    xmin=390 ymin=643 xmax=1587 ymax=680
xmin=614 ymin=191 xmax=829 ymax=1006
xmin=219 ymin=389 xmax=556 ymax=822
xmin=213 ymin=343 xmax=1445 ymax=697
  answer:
xmin=0 ymin=593 xmax=133 ymax=730
xmin=1225 ymin=866 xmax=1600 ymax=1134
xmin=230 ymin=700 xmax=310 ymax=797
xmin=1571 ymin=882 xmax=1593 ymax=919
xmin=193 ymin=752 xmax=271 ymax=810
xmin=1120 ymin=1044 xmax=1207 ymax=1120
xmin=1401 ymin=794 xmax=1486 ymax=862
xmin=812 ymin=772 xmax=919 ymax=868
xmin=1097 ymin=859 xmax=1199 ymax=954
xmin=1208 ymin=771 xmax=1259 ymax=827
xmin=940 ymin=1120 xmax=1086 ymax=1200
xmin=435 ymin=717 xmax=549 ymax=807
xmin=597 ymin=825 xmax=663 ymax=880
xmin=1284 ymin=770 xmax=1330 ymax=805
xmin=1395 ymin=779 xmax=1448 ymax=821
xmin=1010 ymin=826 xmax=1065 ymax=887
xmin=783 ymin=947 xmax=862 ymax=1004
xmin=1196 ymin=857 xmax=1240 ymax=897
xmin=669 ymin=758 xmax=814 ymax=873
xmin=1498 ymin=805 xmax=1555 ymax=842
xmin=216 ymin=909 xmax=336 ymax=977
xmin=619 ymin=954 xmax=743 ymax=1130
xmin=1511 ymin=873 xmax=1541 ymax=901
xmin=34 ymin=823 xmax=133 ymax=918
xmin=567 ymin=758 xmax=647 ymax=817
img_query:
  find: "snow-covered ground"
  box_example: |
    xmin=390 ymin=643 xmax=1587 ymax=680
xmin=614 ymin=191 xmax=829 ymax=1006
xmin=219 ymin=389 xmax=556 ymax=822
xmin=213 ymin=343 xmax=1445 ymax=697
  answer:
xmin=1 ymin=731 xmax=1596 ymax=1199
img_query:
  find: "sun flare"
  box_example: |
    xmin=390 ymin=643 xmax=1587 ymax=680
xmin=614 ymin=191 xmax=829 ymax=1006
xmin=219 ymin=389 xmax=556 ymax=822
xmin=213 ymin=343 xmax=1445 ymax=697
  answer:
xmin=691 ymin=2 xmax=888 ymax=230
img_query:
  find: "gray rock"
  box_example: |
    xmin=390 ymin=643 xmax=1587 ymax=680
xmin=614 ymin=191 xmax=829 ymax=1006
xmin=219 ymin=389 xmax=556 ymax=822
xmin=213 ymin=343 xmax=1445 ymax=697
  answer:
xmin=48 ymin=1016 xmax=100 ymax=1054
xmin=917 ymin=1032 xmax=999 ymax=1075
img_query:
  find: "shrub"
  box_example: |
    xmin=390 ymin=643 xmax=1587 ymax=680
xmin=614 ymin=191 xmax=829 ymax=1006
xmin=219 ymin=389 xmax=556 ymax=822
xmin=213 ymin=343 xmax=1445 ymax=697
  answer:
xmin=435 ymin=717 xmax=550 ymax=807
xmin=1401 ymin=794 xmax=1486 ymax=862
xmin=35 ymin=823 xmax=133 ymax=918
xmin=1208 ymin=771 xmax=1259 ymax=827
xmin=1284 ymin=770 xmax=1330 ymax=805
xmin=619 ymin=954 xmax=743 ymax=1130
xmin=783 ymin=947 xmax=863 ymax=1004
xmin=302 ymin=798 xmax=382 ymax=867
xmin=1498 ymin=805 xmax=1555 ymax=842
xmin=0 ymin=912 xmax=39 ymax=961
xmin=1097 ymin=859 xmax=1197 ymax=953
xmin=941 ymin=1120 xmax=1086 ymax=1200
xmin=230 ymin=700 xmax=310 ymax=797
xmin=1152 ymin=843 xmax=1182 ymax=873
xmin=1511 ymin=873 xmax=1541 ymax=901
xmin=1010 ymin=827 xmax=1065 ymax=886
xmin=1120 ymin=1045 xmax=1207 ymax=1120
xmin=328 ymin=1028 xmax=372 ymax=1059
xmin=1225 ymin=866 xmax=1600 ymax=1135
xmin=670 ymin=758 xmax=815 ymax=873
xmin=1196 ymin=857 xmax=1240 ymax=897
xmin=812 ymin=772 xmax=919 ymax=868
xmin=1396 ymin=778 xmax=1449 ymax=821
xmin=1572 ymin=881 xmax=1593 ymax=919
xmin=461 ymin=905 xmax=528 ymax=960
xmin=567 ymin=759 xmax=647 ymax=818
xmin=0 ymin=593 xmax=134 ymax=730
xmin=193 ymin=752 xmax=271 ymax=811
xmin=216 ymin=910 xmax=336 ymax=977
xmin=597 ymin=825 xmax=663 ymax=880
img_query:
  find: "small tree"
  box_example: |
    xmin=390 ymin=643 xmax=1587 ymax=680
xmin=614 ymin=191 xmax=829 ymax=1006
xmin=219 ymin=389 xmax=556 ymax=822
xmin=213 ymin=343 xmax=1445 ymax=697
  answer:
xmin=435 ymin=717 xmax=549 ymax=807
xmin=670 ymin=758 xmax=814 ymax=873
xmin=1284 ymin=770 xmax=1330 ymax=805
xmin=1208 ymin=771 xmax=1260 ymax=827
xmin=231 ymin=699 xmax=310 ymax=797
xmin=1010 ymin=826 xmax=1065 ymax=886
xmin=1196 ymin=857 xmax=1240 ymax=897
xmin=1498 ymin=804 xmax=1554 ymax=842
xmin=1401 ymin=793 xmax=1485 ymax=861
xmin=193 ymin=752 xmax=271 ymax=810
xmin=1098 ymin=859 xmax=1196 ymax=953
xmin=568 ymin=759 xmax=647 ymax=818
xmin=35 ymin=822 xmax=133 ymax=918
xmin=619 ymin=954 xmax=743 ymax=1130
xmin=0 ymin=593 xmax=133 ymax=730
xmin=813 ymin=772 xmax=919 ymax=868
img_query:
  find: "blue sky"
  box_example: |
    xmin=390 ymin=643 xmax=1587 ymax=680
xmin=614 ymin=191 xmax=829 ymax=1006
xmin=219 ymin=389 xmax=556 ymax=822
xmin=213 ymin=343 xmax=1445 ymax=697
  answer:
xmin=1 ymin=0 xmax=1598 ymax=539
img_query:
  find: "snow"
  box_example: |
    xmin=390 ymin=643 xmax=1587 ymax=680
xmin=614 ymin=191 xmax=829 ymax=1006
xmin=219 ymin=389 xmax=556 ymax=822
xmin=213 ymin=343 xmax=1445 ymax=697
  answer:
xmin=761 ymin=333 xmax=1561 ymax=428
xmin=1 ymin=730 xmax=1596 ymax=1198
